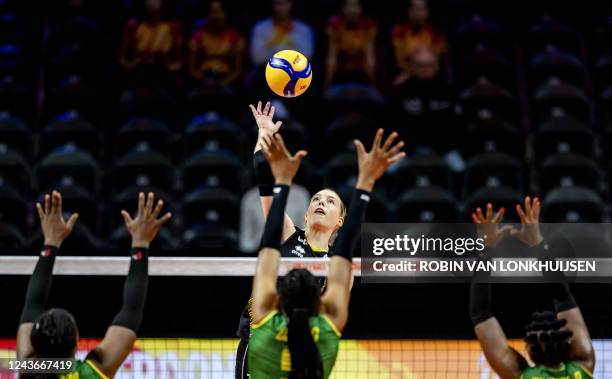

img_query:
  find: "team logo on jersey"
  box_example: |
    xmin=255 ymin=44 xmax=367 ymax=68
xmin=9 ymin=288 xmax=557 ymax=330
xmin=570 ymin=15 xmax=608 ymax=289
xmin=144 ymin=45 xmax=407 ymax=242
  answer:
xmin=297 ymin=235 xmax=308 ymax=246
xmin=132 ymin=251 xmax=143 ymax=261
xmin=290 ymin=245 xmax=306 ymax=257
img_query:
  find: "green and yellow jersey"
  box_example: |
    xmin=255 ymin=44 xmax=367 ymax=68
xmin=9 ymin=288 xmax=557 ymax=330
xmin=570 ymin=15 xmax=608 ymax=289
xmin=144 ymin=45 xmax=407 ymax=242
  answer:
xmin=521 ymin=361 xmax=593 ymax=379
xmin=247 ymin=310 xmax=341 ymax=379
xmin=60 ymin=359 xmax=108 ymax=379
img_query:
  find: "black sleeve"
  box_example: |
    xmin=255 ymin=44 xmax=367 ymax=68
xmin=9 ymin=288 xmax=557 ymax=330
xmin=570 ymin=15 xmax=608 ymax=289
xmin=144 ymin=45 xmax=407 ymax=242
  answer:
xmin=469 ymin=252 xmax=494 ymax=326
xmin=534 ymin=240 xmax=578 ymax=313
xmin=333 ymin=189 xmax=370 ymax=262
xmin=253 ymin=150 xmax=275 ymax=196
xmin=20 ymin=246 xmax=58 ymax=324
xmin=111 ymin=248 xmax=149 ymax=332
xmin=261 ymin=184 xmax=290 ymax=250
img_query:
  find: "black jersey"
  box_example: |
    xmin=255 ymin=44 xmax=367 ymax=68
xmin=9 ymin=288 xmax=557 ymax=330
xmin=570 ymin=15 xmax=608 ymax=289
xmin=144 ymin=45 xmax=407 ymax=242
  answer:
xmin=236 ymin=227 xmax=332 ymax=340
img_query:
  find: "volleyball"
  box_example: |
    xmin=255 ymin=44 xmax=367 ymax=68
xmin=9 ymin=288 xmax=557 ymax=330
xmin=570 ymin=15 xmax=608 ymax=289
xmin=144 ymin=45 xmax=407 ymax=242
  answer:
xmin=265 ymin=50 xmax=312 ymax=98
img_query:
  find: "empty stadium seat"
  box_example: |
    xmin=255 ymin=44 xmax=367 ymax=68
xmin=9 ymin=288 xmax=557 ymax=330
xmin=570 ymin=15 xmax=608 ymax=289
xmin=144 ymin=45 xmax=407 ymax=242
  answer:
xmin=532 ymin=114 xmax=594 ymax=163
xmin=463 ymin=152 xmax=523 ymax=195
xmin=183 ymin=188 xmax=240 ymax=229
xmin=182 ymin=223 xmax=239 ymax=255
xmin=182 ymin=150 xmax=244 ymax=192
xmin=39 ymin=111 xmax=101 ymax=158
xmin=463 ymin=114 xmax=523 ymax=158
xmin=37 ymin=145 xmax=99 ymax=192
xmin=460 ymin=77 xmax=519 ymax=123
xmin=325 ymin=113 xmax=377 ymax=154
xmin=0 ymin=183 xmax=26 ymax=228
xmin=541 ymin=187 xmax=604 ymax=222
xmin=323 ymin=151 xmax=358 ymax=189
xmin=395 ymin=187 xmax=458 ymax=222
xmin=0 ymin=220 xmax=26 ymax=250
xmin=525 ymin=16 xmax=583 ymax=58
xmin=456 ymin=44 xmax=516 ymax=91
xmin=0 ymin=145 xmax=30 ymax=191
xmin=454 ymin=15 xmax=511 ymax=58
xmin=463 ymin=186 xmax=523 ymax=222
xmin=528 ymin=46 xmax=586 ymax=89
xmin=116 ymin=117 xmax=171 ymax=158
xmin=183 ymin=112 xmax=242 ymax=157
xmin=391 ymin=155 xmax=453 ymax=196
xmin=531 ymin=78 xmax=590 ymax=122
xmin=0 ymin=112 xmax=31 ymax=156
xmin=113 ymin=148 xmax=174 ymax=192
xmin=538 ymin=153 xmax=603 ymax=195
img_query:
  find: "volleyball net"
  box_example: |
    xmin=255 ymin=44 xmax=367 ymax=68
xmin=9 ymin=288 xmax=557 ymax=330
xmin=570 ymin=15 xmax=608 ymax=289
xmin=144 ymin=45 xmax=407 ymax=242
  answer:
xmin=1 ymin=257 xmax=610 ymax=378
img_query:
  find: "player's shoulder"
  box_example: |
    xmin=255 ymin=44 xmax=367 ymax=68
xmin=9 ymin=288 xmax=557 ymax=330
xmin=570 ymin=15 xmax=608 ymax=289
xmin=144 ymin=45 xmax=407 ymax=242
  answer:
xmin=566 ymin=360 xmax=594 ymax=378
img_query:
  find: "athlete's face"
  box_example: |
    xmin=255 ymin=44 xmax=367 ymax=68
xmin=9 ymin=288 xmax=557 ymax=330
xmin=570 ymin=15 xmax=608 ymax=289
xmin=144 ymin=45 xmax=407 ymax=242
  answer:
xmin=305 ymin=189 xmax=344 ymax=232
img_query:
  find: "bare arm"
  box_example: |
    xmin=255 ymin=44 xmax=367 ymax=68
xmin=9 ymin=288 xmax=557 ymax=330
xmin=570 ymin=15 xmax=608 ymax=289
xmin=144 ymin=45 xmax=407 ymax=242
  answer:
xmin=558 ymin=307 xmax=594 ymax=372
xmin=322 ymin=129 xmax=405 ymax=331
xmin=251 ymin=134 xmax=306 ymax=322
xmin=88 ymin=192 xmax=171 ymax=377
xmin=251 ymin=247 xmax=282 ymax=322
xmin=250 ymin=101 xmax=296 ymax=242
xmin=474 ymin=318 xmax=527 ymax=379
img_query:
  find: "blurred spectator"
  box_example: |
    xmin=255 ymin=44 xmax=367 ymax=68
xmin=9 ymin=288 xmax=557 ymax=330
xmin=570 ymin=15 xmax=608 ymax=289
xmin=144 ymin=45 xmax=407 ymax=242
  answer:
xmin=118 ymin=0 xmax=183 ymax=80
xmin=392 ymin=47 xmax=455 ymax=152
xmin=187 ymin=0 xmax=245 ymax=86
xmin=391 ymin=0 xmax=447 ymax=86
xmin=249 ymin=0 xmax=314 ymax=66
xmin=324 ymin=0 xmax=377 ymax=88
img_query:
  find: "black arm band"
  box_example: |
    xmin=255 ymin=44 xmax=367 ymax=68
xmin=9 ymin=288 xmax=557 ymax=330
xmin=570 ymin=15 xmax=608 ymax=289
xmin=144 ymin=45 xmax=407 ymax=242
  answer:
xmin=261 ymin=185 xmax=289 ymax=250
xmin=469 ymin=255 xmax=493 ymax=326
xmin=20 ymin=246 xmax=58 ymax=324
xmin=111 ymin=248 xmax=149 ymax=332
xmin=253 ymin=150 xmax=275 ymax=196
xmin=334 ymin=189 xmax=370 ymax=262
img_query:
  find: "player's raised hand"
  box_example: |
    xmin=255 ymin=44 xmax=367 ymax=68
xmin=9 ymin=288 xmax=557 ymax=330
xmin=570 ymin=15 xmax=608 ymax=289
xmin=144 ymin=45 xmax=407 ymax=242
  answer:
xmin=250 ymin=101 xmax=283 ymax=135
xmin=354 ymin=129 xmax=406 ymax=191
xmin=260 ymin=133 xmax=307 ymax=185
xmin=511 ymin=196 xmax=543 ymax=247
xmin=36 ymin=190 xmax=79 ymax=248
xmin=121 ymin=192 xmax=172 ymax=248
xmin=472 ymin=203 xmax=515 ymax=249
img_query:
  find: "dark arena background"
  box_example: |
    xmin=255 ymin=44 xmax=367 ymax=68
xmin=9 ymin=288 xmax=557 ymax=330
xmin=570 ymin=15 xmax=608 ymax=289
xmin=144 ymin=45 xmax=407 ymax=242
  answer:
xmin=1 ymin=0 xmax=612 ymax=377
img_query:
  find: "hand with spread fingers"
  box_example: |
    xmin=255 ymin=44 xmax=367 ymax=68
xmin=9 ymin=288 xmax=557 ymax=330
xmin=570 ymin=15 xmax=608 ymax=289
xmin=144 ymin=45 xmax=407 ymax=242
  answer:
xmin=36 ymin=190 xmax=79 ymax=248
xmin=250 ymin=101 xmax=283 ymax=149
xmin=472 ymin=203 xmax=516 ymax=249
xmin=511 ymin=196 xmax=543 ymax=247
xmin=121 ymin=192 xmax=172 ymax=248
xmin=260 ymin=133 xmax=307 ymax=186
xmin=354 ymin=128 xmax=406 ymax=192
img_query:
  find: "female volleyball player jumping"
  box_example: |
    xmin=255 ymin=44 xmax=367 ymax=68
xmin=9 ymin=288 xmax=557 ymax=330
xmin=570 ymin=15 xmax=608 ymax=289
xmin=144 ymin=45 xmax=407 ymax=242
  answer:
xmin=470 ymin=197 xmax=595 ymax=379
xmin=235 ymin=100 xmax=405 ymax=378
xmin=247 ymin=128 xmax=401 ymax=378
xmin=17 ymin=191 xmax=171 ymax=378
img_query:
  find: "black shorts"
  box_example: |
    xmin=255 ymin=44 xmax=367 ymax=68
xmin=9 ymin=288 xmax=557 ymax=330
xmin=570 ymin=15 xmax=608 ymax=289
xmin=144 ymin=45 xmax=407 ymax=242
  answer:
xmin=235 ymin=338 xmax=249 ymax=379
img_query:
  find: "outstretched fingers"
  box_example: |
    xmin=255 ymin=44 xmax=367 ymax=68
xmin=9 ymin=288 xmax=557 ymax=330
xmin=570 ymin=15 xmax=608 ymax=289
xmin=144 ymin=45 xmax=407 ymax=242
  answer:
xmin=156 ymin=212 xmax=172 ymax=226
xmin=381 ymin=131 xmax=398 ymax=152
xmin=121 ymin=210 xmax=133 ymax=226
xmin=372 ymin=128 xmax=383 ymax=151
xmin=66 ymin=213 xmax=79 ymax=230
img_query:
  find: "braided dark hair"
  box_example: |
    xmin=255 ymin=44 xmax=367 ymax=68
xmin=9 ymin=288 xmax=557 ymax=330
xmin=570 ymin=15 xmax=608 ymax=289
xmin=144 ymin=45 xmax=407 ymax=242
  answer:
xmin=30 ymin=308 xmax=78 ymax=358
xmin=278 ymin=268 xmax=323 ymax=379
xmin=525 ymin=311 xmax=573 ymax=368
